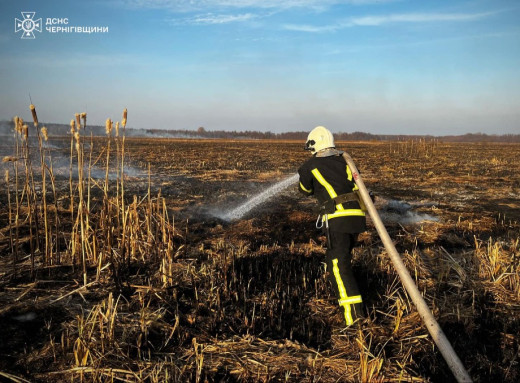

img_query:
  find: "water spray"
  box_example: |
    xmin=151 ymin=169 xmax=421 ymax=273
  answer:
xmin=342 ymin=152 xmax=472 ymax=383
xmin=221 ymin=173 xmax=299 ymax=221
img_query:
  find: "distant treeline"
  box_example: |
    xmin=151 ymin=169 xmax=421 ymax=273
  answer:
xmin=0 ymin=120 xmax=519 ymax=142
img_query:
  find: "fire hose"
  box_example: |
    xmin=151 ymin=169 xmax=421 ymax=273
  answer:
xmin=342 ymin=152 xmax=472 ymax=383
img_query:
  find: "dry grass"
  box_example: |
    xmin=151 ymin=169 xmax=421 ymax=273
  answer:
xmin=0 ymin=107 xmax=519 ymax=382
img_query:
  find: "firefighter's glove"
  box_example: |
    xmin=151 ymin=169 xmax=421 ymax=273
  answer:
xmin=320 ymin=199 xmax=336 ymax=215
xmin=369 ymin=191 xmax=376 ymax=203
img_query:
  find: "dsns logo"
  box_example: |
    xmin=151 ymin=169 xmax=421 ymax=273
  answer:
xmin=15 ymin=12 xmax=42 ymax=39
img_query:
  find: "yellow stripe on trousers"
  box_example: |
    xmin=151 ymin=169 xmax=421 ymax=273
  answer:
xmin=332 ymin=258 xmax=362 ymax=326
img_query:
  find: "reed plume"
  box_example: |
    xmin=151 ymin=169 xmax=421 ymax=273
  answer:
xmin=105 ymin=118 xmax=112 ymax=136
xmin=22 ymin=124 xmax=28 ymax=141
xmin=30 ymin=104 xmax=38 ymax=127
xmin=81 ymin=112 xmax=87 ymax=129
xmin=41 ymin=127 xmax=48 ymax=141
xmin=75 ymin=113 xmax=81 ymax=131
xmin=122 ymin=108 xmax=127 ymax=128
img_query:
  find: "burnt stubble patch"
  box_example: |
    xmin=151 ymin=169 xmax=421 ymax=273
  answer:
xmin=1 ymin=137 xmax=519 ymax=382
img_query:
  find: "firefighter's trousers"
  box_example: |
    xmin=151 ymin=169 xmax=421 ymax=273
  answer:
xmin=325 ymin=231 xmax=364 ymax=326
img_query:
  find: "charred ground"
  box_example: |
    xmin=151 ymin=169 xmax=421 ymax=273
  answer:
xmin=0 ymin=137 xmax=519 ymax=382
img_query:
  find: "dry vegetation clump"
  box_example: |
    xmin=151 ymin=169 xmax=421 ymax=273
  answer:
xmin=0 ymin=110 xmax=519 ymax=382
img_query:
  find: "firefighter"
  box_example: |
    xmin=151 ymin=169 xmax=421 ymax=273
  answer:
xmin=298 ymin=126 xmax=366 ymax=326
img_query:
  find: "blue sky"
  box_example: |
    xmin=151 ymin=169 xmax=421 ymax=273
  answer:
xmin=1 ymin=0 xmax=519 ymax=135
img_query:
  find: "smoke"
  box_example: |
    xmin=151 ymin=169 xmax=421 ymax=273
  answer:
xmin=125 ymin=129 xmax=206 ymax=139
xmin=0 ymin=136 xmax=146 ymax=181
xmin=378 ymin=198 xmax=439 ymax=225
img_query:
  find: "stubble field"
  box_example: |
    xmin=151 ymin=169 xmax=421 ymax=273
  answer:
xmin=1 ymin=134 xmax=519 ymax=382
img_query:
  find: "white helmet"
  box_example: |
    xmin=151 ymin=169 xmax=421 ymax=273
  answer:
xmin=304 ymin=126 xmax=335 ymax=154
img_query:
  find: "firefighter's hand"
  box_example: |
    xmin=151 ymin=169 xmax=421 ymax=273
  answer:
xmin=369 ymin=190 xmax=376 ymax=203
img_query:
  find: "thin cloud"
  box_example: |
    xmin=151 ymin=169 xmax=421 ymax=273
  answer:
xmin=284 ymin=11 xmax=496 ymax=32
xmin=350 ymin=11 xmax=495 ymax=26
xmin=284 ymin=24 xmax=340 ymax=33
xmin=123 ymin=0 xmax=397 ymax=12
xmin=186 ymin=13 xmax=256 ymax=25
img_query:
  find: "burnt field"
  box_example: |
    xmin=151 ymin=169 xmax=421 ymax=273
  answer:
xmin=0 ymin=132 xmax=519 ymax=382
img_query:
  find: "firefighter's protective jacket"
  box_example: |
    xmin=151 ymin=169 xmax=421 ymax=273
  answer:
xmin=298 ymin=152 xmax=366 ymax=233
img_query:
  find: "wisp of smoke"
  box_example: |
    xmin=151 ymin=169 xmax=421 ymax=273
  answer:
xmin=378 ymin=199 xmax=439 ymax=224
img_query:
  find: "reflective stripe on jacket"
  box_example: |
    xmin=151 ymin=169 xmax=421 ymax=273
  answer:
xmin=298 ymin=153 xmax=366 ymax=233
